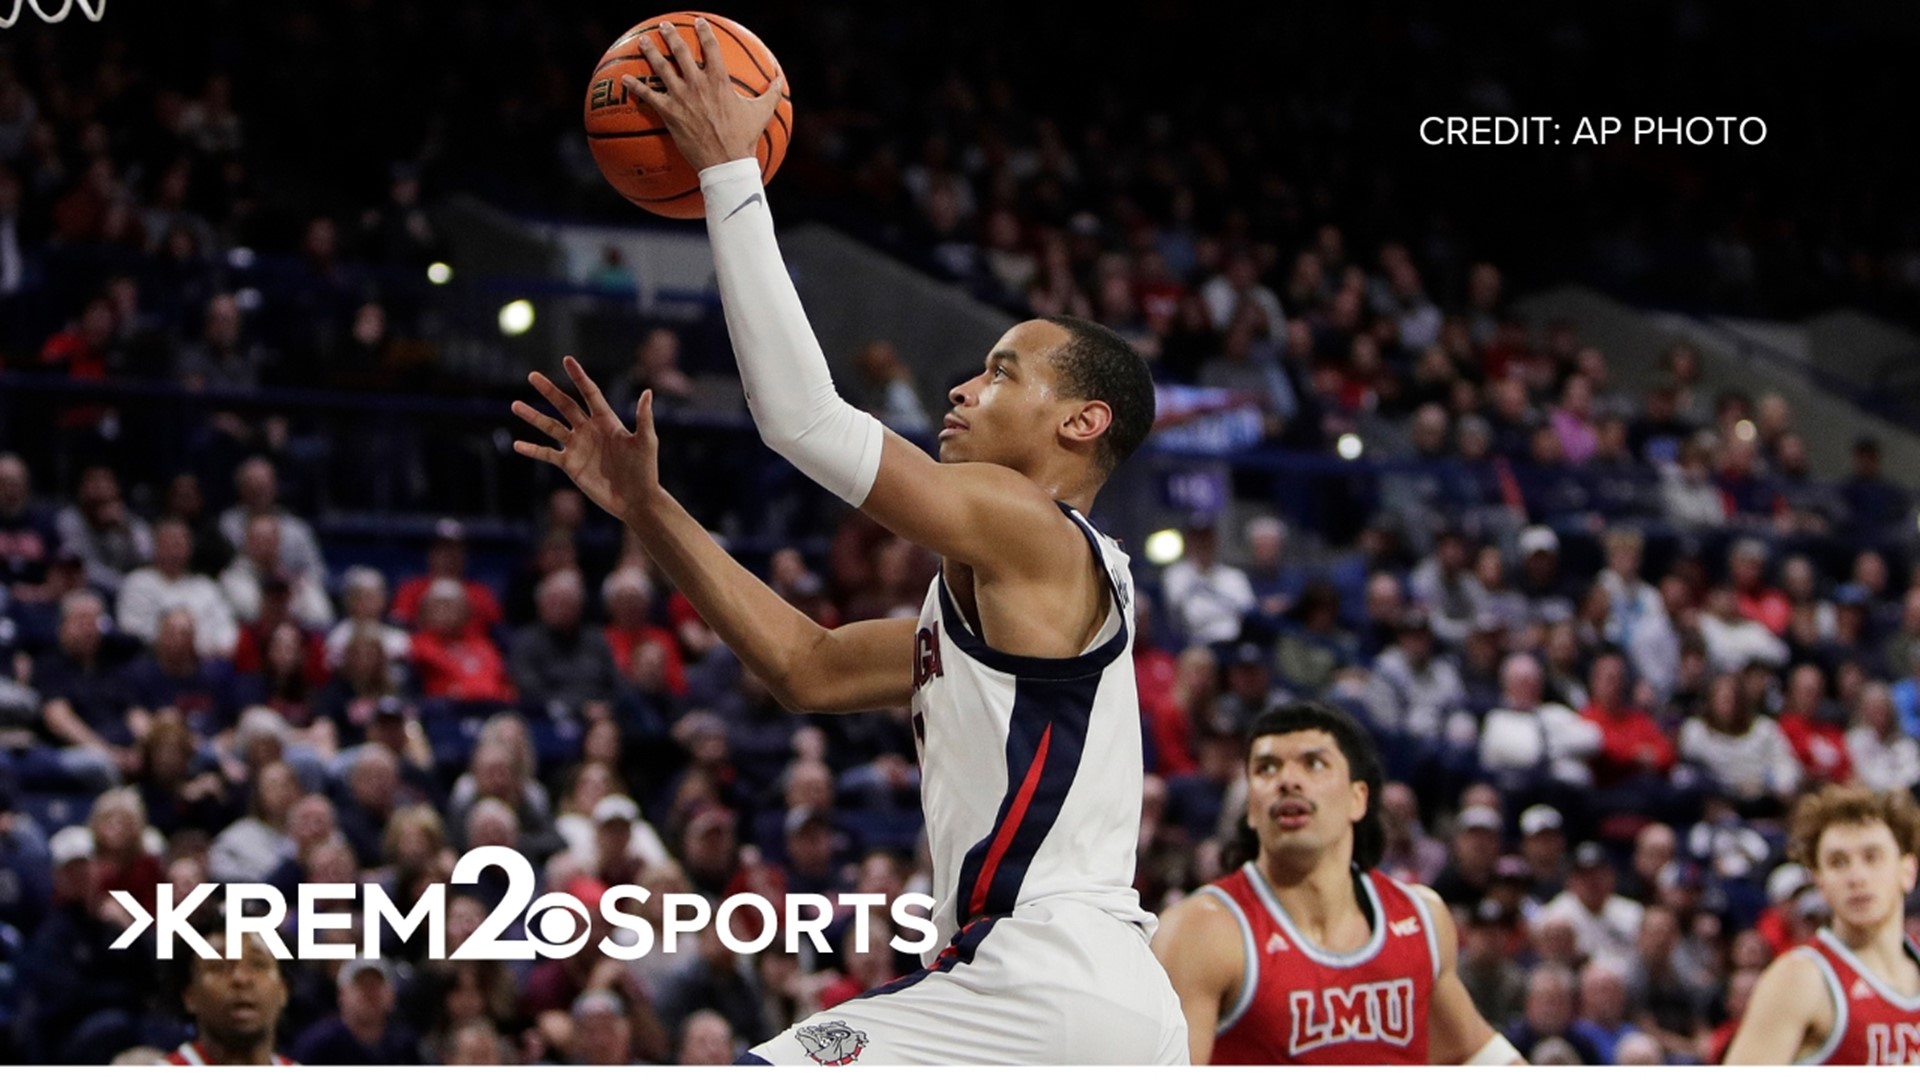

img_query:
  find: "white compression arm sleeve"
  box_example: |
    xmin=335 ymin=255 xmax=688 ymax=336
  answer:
xmin=698 ymin=158 xmax=886 ymax=507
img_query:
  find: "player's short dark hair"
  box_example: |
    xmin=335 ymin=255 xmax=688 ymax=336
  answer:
xmin=1042 ymin=315 xmax=1155 ymax=477
xmin=1227 ymin=701 xmax=1387 ymax=872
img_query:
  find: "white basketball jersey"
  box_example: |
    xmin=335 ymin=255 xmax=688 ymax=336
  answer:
xmin=907 ymin=504 xmax=1153 ymax=958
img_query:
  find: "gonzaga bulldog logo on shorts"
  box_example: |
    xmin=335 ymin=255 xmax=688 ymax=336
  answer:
xmin=795 ymin=1020 xmax=868 ymax=1065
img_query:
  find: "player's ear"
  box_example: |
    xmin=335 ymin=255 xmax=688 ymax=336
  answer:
xmin=1350 ymin=780 xmax=1369 ymax=825
xmin=1060 ymin=398 xmax=1112 ymax=449
xmin=1902 ymin=852 xmax=1918 ymax=894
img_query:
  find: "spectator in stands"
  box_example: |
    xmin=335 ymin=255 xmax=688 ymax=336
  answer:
xmin=264 ymin=793 xmax=339 ymax=896
xmin=566 ymin=989 xmax=644 ymax=1065
xmin=1698 ymin=586 xmax=1789 ymax=674
xmin=390 ymin=519 xmax=504 ymax=633
xmin=309 ymin=630 xmax=403 ymax=751
xmin=161 ymin=472 xmax=233 ymax=579
xmin=175 ymin=293 xmax=274 ymax=392
xmin=1846 ymin=681 xmax=1920 ymax=792
xmin=1479 ymin=653 xmax=1602 ymax=807
xmin=54 ymin=466 xmax=151 ymax=598
xmin=1533 ymin=842 xmax=1644 ymax=967
xmin=17 ymin=824 xmax=159 ymax=1063
xmin=448 ymin=738 xmax=560 ymax=863
xmin=1596 ymin=528 xmax=1678 ymax=700
xmin=217 ymin=458 xmax=324 ymax=582
xmin=1626 ymin=904 xmax=1709 ymax=1063
xmin=653 ymin=920 xmax=770 ymax=1053
xmin=121 ymin=608 xmax=240 ymax=738
xmin=1841 ymin=436 xmax=1908 ymax=537
xmin=1408 ymin=528 xmax=1485 ymax=647
xmin=1238 ymin=516 xmax=1297 ymax=639
xmin=293 ymin=959 xmax=420 ymax=1064
xmin=1774 ymin=663 xmax=1851 ymax=784
xmin=1158 ymin=519 xmax=1253 ymax=647
xmin=508 ymin=569 xmax=618 ymax=717
xmin=1727 ymin=539 xmax=1789 ymax=636
xmin=1582 ymin=650 xmax=1676 ymax=793
xmin=1506 ymin=965 xmax=1601 ymax=1064
xmin=1660 ymin=436 xmax=1729 ymax=530
xmin=1678 ymin=674 xmax=1800 ymax=813
xmin=207 ymin=756 xmax=300 ymax=884
xmin=1517 ymin=804 xmax=1570 ymax=903
xmin=1376 ymin=781 xmax=1447 ymax=884
xmin=325 ymin=566 xmax=410 ymax=674
xmin=409 ymin=580 xmax=512 ymax=703
xmin=336 ymin=745 xmax=406 ymax=869
xmin=1365 ymin=607 xmax=1469 ymax=744
xmin=0 ymin=453 xmax=58 ymax=602
xmin=116 ymin=519 xmax=237 ymax=658
xmin=852 ymin=340 xmax=932 ymax=438
xmin=221 ymin=515 xmax=332 ymax=631
xmin=1432 ymin=803 xmax=1505 ymax=909
xmin=1274 ymin=581 xmax=1358 ymax=694
xmin=30 ymin=590 xmax=140 ymax=790
xmin=608 ymin=327 xmax=695 ymax=411
xmin=1569 ymin=958 xmax=1641 ymax=1064
xmin=133 ymin=714 xmax=230 ymax=837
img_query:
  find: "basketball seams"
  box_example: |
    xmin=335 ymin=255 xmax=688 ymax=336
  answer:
xmin=587 ymin=12 xmax=789 ymax=216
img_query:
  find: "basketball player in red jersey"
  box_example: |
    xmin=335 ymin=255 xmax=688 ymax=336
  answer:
xmin=1154 ymin=701 xmax=1521 ymax=1065
xmin=1725 ymin=786 xmax=1920 ymax=1065
xmin=165 ymin=929 xmax=295 ymax=1065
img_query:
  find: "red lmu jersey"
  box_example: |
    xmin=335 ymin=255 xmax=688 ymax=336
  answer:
xmin=1796 ymin=927 xmax=1920 ymax=1065
xmin=164 ymin=1041 xmax=296 ymax=1065
xmin=1200 ymin=863 xmax=1439 ymax=1065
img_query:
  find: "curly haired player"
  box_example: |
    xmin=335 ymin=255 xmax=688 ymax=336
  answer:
xmin=513 ymin=17 xmax=1182 ymax=1066
xmin=1152 ymin=702 xmax=1519 ymax=1065
xmin=1725 ymin=786 xmax=1920 ymax=1065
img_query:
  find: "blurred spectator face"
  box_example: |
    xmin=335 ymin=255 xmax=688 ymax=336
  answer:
xmin=153 ymin=520 xmax=193 ymax=575
xmin=266 ymin=623 xmax=304 ymax=678
xmin=1560 ymin=374 xmax=1593 ymax=418
xmin=422 ymin=584 xmax=469 ymax=635
xmin=1529 ymin=425 xmax=1564 ymax=466
xmin=1853 ymin=551 xmax=1888 ymax=595
xmin=473 ymin=744 xmax=517 ymax=802
xmin=1638 ymin=905 xmax=1680 ymax=962
xmin=303 ymin=217 xmax=337 ymax=263
xmin=785 ymin=760 xmax=833 ymax=810
xmin=1365 ymin=573 xmax=1403 ymax=624
xmin=79 ymin=296 xmax=116 ymax=347
xmin=256 ymin=762 xmax=301 ymax=822
xmin=1379 ymin=782 xmax=1419 ymax=844
xmin=1730 ymin=548 xmax=1765 ymax=591
xmin=1467 ymin=263 xmax=1501 ymax=310
xmin=1578 ymin=963 xmax=1628 ymax=1026
xmin=426 ymin=534 xmax=466 ymax=578
xmin=244 ymin=515 xmax=282 ymax=568
xmin=1587 ymin=653 xmax=1626 ymax=708
xmin=1245 ymin=518 xmax=1286 ymax=570
xmin=350 ymin=748 xmax=400 ymax=812
xmin=1731 ymin=929 xmax=1774 ymax=972
xmin=204 ymin=294 xmax=241 ymax=350
xmin=287 ymin=794 xmax=335 ymax=850
xmin=156 ymin=608 xmax=199 ymax=665
xmin=1491 ymin=378 xmax=1528 ymax=421
xmin=1860 ymin=684 xmax=1898 ymax=736
xmin=604 ymin=572 xmax=653 ymax=627
xmin=677 ymin=1011 xmax=733 ymax=1066
xmin=0 ymin=454 xmax=27 ymax=513
xmin=1523 ymin=967 xmax=1574 ymax=1035
xmin=1500 ymin=655 xmax=1543 ymax=709
xmin=345 ymin=573 xmax=387 ymax=620
xmin=787 ymin=817 xmax=836 ymax=877
xmin=1786 ymin=665 xmax=1825 ymax=714
xmin=536 ymin=572 xmax=585 ymax=632
xmin=236 ymin=459 xmax=277 ymax=509
xmin=339 ymin=967 xmax=394 ymax=1032
xmin=1570 ymin=860 xmax=1616 ymax=910
xmin=1410 ymin=404 xmax=1448 ymax=456
xmin=77 ymin=465 xmax=120 ymax=512
xmin=445 ymin=1023 xmax=504 ymax=1066
xmin=1633 ymin=824 xmax=1675 ymax=882
xmin=58 ymin=592 xmax=105 ymax=660
xmin=467 ymin=801 xmax=519 ymax=850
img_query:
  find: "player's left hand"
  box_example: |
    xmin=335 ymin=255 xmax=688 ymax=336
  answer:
xmin=626 ymin=17 xmax=786 ymax=173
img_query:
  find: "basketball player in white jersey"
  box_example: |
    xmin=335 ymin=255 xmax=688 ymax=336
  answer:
xmin=512 ymin=19 xmax=1185 ymax=1065
xmin=1725 ymin=786 xmax=1920 ymax=1065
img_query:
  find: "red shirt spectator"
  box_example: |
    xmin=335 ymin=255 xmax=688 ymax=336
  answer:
xmin=410 ymin=579 xmax=512 ymax=701
xmin=601 ymin=566 xmax=687 ymax=695
xmin=1777 ymin=712 xmax=1852 ymax=784
xmin=390 ymin=519 xmax=504 ymax=633
xmin=1580 ymin=653 xmax=1674 ymax=786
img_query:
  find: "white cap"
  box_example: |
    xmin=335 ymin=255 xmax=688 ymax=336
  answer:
xmin=49 ymin=825 xmax=94 ymax=865
xmin=1519 ymin=526 xmax=1560 ymax=557
xmin=1520 ymin=804 xmax=1565 ymax=837
xmin=592 ymin=794 xmax=641 ymax=825
xmin=1766 ymin=863 xmax=1812 ymax=907
xmin=1457 ymin=806 xmax=1503 ymax=833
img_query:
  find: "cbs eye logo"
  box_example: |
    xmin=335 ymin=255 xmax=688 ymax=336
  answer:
xmin=447 ymin=847 xmax=597 ymax=960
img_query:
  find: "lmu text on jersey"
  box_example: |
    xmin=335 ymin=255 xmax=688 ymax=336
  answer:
xmin=1287 ymin=979 xmax=1417 ymax=1056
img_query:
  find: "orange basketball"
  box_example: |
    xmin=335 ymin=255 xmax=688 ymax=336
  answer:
xmin=584 ymin=12 xmax=792 ymax=219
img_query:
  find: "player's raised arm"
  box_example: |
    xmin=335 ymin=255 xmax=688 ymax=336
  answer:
xmin=625 ymin=21 xmax=1108 ymax=576
xmin=1722 ymin=951 xmax=1827 ymax=1064
xmin=1411 ymin=887 xmax=1522 ymax=1066
xmin=513 ymin=367 xmax=913 ymax=714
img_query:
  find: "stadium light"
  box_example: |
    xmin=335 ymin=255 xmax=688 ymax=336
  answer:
xmin=498 ymin=299 xmax=535 ymax=336
xmin=1337 ymin=433 xmax=1364 ymax=460
xmin=1735 ymin=419 xmax=1756 ymax=441
xmin=1145 ymin=529 xmax=1185 ymax=566
xmin=427 ymin=261 xmax=453 ymax=285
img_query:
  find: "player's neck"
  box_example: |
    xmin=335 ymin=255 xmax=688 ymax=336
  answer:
xmin=197 ymin=1036 xmax=275 ymax=1066
xmin=1829 ymin=910 xmax=1915 ymax=976
xmin=1256 ymin=851 xmax=1364 ymax=947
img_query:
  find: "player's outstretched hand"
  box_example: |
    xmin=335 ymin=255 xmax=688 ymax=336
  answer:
xmin=625 ymin=16 xmax=786 ymax=173
xmin=512 ymin=357 xmax=662 ymax=523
